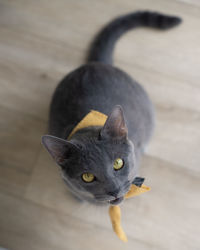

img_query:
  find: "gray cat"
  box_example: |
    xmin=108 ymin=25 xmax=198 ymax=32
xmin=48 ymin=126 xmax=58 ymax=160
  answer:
xmin=42 ymin=11 xmax=181 ymax=205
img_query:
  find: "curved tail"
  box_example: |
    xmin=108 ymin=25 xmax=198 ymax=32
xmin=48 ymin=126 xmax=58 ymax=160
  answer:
xmin=87 ymin=11 xmax=182 ymax=65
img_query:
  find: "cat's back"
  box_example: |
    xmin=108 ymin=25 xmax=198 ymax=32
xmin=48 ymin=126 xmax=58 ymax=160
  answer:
xmin=49 ymin=62 xmax=154 ymax=145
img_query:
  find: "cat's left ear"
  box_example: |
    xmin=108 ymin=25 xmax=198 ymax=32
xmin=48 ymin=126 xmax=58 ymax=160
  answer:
xmin=100 ymin=105 xmax=128 ymax=140
xmin=42 ymin=135 xmax=79 ymax=166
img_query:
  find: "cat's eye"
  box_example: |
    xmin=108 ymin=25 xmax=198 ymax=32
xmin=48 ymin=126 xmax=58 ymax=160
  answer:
xmin=82 ymin=173 xmax=95 ymax=183
xmin=113 ymin=158 xmax=124 ymax=170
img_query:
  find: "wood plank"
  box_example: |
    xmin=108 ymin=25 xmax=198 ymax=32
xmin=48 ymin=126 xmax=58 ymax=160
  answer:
xmin=0 ymin=192 xmax=155 ymax=250
xmin=177 ymin=0 xmax=200 ymax=7
xmin=25 ymin=149 xmax=200 ymax=249
xmin=0 ymin=28 xmax=77 ymax=120
xmin=115 ymin=16 xmax=200 ymax=86
xmin=147 ymin=106 xmax=200 ymax=173
xmin=0 ymin=106 xmax=45 ymax=196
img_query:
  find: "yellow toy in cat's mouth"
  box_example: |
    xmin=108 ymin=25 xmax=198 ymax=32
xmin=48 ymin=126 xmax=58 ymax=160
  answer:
xmin=109 ymin=183 xmax=150 ymax=242
xmin=68 ymin=110 xmax=150 ymax=242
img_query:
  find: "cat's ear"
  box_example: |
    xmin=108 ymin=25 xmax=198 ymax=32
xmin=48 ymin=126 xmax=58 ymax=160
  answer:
xmin=42 ymin=135 xmax=79 ymax=165
xmin=100 ymin=105 xmax=128 ymax=140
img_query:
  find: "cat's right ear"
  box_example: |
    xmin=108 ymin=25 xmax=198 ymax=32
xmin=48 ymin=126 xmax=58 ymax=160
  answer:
xmin=41 ymin=135 xmax=79 ymax=166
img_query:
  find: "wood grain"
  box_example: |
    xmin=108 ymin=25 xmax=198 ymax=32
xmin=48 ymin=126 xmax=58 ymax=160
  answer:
xmin=0 ymin=0 xmax=200 ymax=249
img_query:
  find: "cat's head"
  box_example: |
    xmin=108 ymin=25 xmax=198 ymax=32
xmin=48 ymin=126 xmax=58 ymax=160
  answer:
xmin=42 ymin=106 xmax=136 ymax=205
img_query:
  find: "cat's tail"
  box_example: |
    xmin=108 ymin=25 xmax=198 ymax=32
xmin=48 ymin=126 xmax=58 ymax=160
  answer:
xmin=86 ymin=11 xmax=182 ymax=65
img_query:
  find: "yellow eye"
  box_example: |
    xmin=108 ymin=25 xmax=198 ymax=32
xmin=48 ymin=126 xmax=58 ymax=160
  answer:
xmin=113 ymin=158 xmax=124 ymax=170
xmin=82 ymin=173 xmax=95 ymax=183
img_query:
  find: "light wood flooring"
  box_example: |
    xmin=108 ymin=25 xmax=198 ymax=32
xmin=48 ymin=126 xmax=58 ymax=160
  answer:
xmin=0 ymin=0 xmax=200 ymax=249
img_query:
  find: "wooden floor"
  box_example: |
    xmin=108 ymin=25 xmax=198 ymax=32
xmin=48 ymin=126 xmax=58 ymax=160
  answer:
xmin=0 ymin=0 xmax=200 ymax=249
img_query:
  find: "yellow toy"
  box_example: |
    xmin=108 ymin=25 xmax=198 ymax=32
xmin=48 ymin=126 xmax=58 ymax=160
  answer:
xmin=109 ymin=183 xmax=150 ymax=242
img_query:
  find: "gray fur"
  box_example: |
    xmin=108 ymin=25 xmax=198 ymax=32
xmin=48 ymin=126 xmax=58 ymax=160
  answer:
xmin=42 ymin=11 xmax=181 ymax=205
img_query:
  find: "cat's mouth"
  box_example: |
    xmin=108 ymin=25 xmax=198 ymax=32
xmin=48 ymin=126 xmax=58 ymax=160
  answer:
xmin=109 ymin=196 xmax=124 ymax=205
